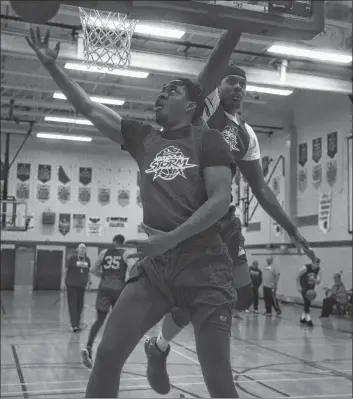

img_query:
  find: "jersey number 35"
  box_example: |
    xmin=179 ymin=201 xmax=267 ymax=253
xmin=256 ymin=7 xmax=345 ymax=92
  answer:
xmin=104 ymin=255 xmax=121 ymax=270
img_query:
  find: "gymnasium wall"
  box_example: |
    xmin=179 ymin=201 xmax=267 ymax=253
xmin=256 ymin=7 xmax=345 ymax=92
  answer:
xmin=244 ymin=91 xmax=352 ymax=301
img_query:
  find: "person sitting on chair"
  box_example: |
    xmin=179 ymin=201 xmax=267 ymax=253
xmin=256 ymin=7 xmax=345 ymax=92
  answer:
xmin=321 ymin=273 xmax=348 ymax=318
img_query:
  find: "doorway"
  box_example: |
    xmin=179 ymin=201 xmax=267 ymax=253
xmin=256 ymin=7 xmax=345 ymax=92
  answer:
xmin=34 ymin=247 xmax=64 ymax=291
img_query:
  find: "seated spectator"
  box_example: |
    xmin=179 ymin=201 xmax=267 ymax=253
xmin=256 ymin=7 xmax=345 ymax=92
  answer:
xmin=320 ymin=273 xmax=348 ymax=318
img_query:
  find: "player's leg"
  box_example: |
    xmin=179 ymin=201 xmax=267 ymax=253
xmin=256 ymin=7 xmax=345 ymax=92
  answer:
xmin=253 ymin=285 xmax=259 ymax=312
xmin=271 ymin=289 xmax=281 ymax=315
xmin=193 ymin=305 xmax=238 ymax=398
xmin=263 ymin=287 xmax=272 ymax=315
xmin=76 ymin=286 xmax=86 ymax=329
xmin=85 ymin=272 xmax=171 ymax=398
xmin=66 ymin=285 xmax=78 ymax=330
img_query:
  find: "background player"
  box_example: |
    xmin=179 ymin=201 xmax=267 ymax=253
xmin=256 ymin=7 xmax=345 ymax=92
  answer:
xmin=26 ymin=28 xmax=241 ymax=398
xmin=297 ymin=258 xmax=322 ymax=326
xmin=81 ymin=234 xmax=132 ymax=369
xmin=143 ymin=29 xmax=316 ymax=395
xmin=249 ymin=260 xmax=262 ymax=313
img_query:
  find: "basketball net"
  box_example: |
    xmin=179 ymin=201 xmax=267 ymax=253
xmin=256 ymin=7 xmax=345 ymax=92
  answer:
xmin=78 ymin=7 xmax=138 ymax=71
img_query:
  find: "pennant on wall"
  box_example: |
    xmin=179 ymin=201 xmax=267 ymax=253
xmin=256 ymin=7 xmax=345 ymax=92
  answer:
xmin=326 ymin=160 xmax=337 ymax=187
xmin=327 ymin=132 xmax=338 ymax=159
xmin=79 ymin=167 xmax=92 ymax=186
xmin=37 ymin=184 xmax=50 ymax=202
xmin=16 ymin=183 xmax=30 ymax=200
xmin=58 ymin=165 xmax=71 ymax=184
xmin=298 ymin=143 xmax=308 ymax=167
xmin=58 ymin=185 xmax=71 ymax=204
xmin=98 ymin=187 xmax=111 ymax=206
xmin=73 ymin=214 xmax=86 ymax=232
xmin=298 ymin=168 xmax=307 ymax=193
xmin=312 ymin=164 xmax=322 ymax=189
xmin=86 ymin=217 xmax=103 ymax=237
xmin=312 ymin=138 xmax=322 ymax=163
xmin=38 ymin=164 xmax=51 ymax=183
xmin=58 ymin=213 xmax=71 ymax=236
xmin=118 ymin=189 xmax=130 ymax=207
xmin=318 ymin=192 xmax=332 ymax=233
xmin=17 ymin=163 xmax=31 ymax=182
xmin=78 ymin=187 xmax=91 ymax=205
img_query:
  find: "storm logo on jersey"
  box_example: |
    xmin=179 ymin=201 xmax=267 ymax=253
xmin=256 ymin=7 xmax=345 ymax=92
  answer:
xmin=145 ymin=146 xmax=197 ymax=181
xmin=221 ymin=125 xmax=240 ymax=152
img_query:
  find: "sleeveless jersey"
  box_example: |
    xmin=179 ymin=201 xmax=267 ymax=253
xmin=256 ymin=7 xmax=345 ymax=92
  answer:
xmin=99 ymin=248 xmax=126 ymax=291
xmin=300 ymin=264 xmax=320 ymax=291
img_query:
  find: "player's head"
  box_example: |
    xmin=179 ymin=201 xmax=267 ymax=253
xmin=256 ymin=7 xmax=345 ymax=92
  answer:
xmin=113 ymin=234 xmax=125 ymax=246
xmin=154 ymin=78 xmax=205 ymax=128
xmin=252 ymin=260 xmax=259 ymax=268
xmin=312 ymin=258 xmax=320 ymax=269
xmin=333 ymin=272 xmax=341 ymax=284
xmin=218 ymin=65 xmax=247 ymax=113
xmin=266 ymin=256 xmax=273 ymax=265
xmin=77 ymin=243 xmax=86 ymax=256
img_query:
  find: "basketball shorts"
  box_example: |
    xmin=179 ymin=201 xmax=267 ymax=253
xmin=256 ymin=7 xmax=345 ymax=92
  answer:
xmin=96 ymin=283 xmax=124 ymax=313
xmin=128 ymin=226 xmax=236 ymax=333
xmin=219 ymin=206 xmax=251 ymax=289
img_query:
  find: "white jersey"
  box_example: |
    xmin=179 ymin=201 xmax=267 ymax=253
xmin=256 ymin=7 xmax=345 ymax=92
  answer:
xmin=202 ymin=88 xmax=261 ymax=162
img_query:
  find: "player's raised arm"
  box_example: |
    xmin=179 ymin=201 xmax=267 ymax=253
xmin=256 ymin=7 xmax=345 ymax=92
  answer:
xmin=25 ymin=28 xmax=123 ymax=144
xmin=197 ymin=29 xmax=242 ymax=97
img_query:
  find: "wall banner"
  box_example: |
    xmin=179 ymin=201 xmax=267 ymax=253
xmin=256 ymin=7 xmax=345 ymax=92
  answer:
xmin=318 ymin=192 xmax=332 ymax=233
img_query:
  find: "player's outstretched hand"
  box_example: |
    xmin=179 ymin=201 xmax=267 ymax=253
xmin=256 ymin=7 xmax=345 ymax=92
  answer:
xmin=289 ymin=229 xmax=316 ymax=263
xmin=25 ymin=27 xmax=60 ymax=65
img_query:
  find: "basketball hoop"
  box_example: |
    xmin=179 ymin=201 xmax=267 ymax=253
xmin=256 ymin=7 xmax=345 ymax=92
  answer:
xmin=78 ymin=7 xmax=138 ymax=71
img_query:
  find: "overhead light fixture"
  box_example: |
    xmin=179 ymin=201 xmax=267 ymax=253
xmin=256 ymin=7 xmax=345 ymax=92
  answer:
xmin=53 ymin=92 xmax=125 ymax=106
xmin=37 ymin=133 xmax=92 ymax=142
xmin=247 ymin=85 xmax=293 ymax=96
xmin=267 ymin=44 xmax=352 ymax=64
xmin=65 ymin=62 xmax=149 ymax=78
xmin=44 ymin=116 xmax=93 ymax=125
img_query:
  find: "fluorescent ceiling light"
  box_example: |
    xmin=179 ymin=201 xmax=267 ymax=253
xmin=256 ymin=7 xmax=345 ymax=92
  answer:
xmin=65 ymin=62 xmax=149 ymax=78
xmin=247 ymin=85 xmax=293 ymax=96
xmin=37 ymin=133 xmax=92 ymax=142
xmin=45 ymin=116 xmax=93 ymax=125
xmin=53 ymin=92 xmax=125 ymax=106
xmin=84 ymin=16 xmax=185 ymax=39
xmin=267 ymin=44 xmax=352 ymax=64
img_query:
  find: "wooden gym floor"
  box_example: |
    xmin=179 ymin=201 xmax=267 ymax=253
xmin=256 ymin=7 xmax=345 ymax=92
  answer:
xmin=1 ymin=289 xmax=352 ymax=398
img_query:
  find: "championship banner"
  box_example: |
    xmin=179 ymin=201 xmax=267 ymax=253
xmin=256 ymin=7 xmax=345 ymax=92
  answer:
xmin=58 ymin=165 xmax=71 ymax=184
xmin=136 ymin=189 xmax=142 ymax=208
xmin=58 ymin=185 xmax=71 ymax=204
xmin=98 ymin=187 xmax=111 ymax=206
xmin=312 ymin=138 xmax=322 ymax=163
xmin=73 ymin=214 xmax=86 ymax=232
xmin=79 ymin=167 xmax=92 ymax=186
xmin=37 ymin=184 xmax=50 ymax=202
xmin=106 ymin=216 xmax=128 ymax=228
xmin=312 ymin=164 xmax=322 ymax=189
xmin=38 ymin=164 xmax=51 ymax=183
xmin=298 ymin=143 xmax=308 ymax=167
xmin=86 ymin=217 xmax=103 ymax=237
xmin=58 ymin=213 xmax=71 ymax=236
xmin=16 ymin=183 xmax=30 ymax=200
xmin=261 ymin=155 xmax=270 ymax=177
xmin=118 ymin=189 xmax=130 ymax=207
xmin=298 ymin=168 xmax=307 ymax=193
xmin=326 ymin=160 xmax=337 ymax=187
xmin=17 ymin=163 xmax=31 ymax=182
xmin=318 ymin=192 xmax=332 ymax=233
xmin=327 ymin=132 xmax=338 ymax=159
xmin=78 ymin=187 xmax=91 ymax=205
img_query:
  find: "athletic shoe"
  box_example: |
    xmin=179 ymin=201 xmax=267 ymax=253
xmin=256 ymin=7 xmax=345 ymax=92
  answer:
xmin=265 ymin=313 xmax=272 ymax=317
xmin=144 ymin=337 xmax=170 ymax=394
xmin=73 ymin=327 xmax=81 ymax=333
xmin=81 ymin=347 xmax=93 ymax=369
xmin=307 ymin=320 xmax=314 ymax=327
xmin=254 ymin=310 xmax=259 ymax=314
xmin=276 ymin=310 xmax=282 ymax=316
xmin=300 ymin=318 xmax=307 ymax=324
xmin=244 ymin=309 xmax=250 ymax=314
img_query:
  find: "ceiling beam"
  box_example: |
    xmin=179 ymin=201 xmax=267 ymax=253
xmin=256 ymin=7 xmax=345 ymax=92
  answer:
xmin=1 ymin=32 xmax=351 ymax=94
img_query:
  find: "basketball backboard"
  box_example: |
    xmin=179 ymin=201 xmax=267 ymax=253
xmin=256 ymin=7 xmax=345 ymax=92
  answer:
xmin=0 ymin=199 xmax=29 ymax=232
xmin=62 ymin=0 xmax=325 ymax=40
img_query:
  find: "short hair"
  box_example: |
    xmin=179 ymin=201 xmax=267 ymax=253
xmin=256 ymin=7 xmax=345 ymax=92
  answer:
xmin=113 ymin=234 xmax=125 ymax=245
xmin=176 ymin=77 xmax=205 ymax=122
xmin=223 ymin=64 xmax=247 ymax=80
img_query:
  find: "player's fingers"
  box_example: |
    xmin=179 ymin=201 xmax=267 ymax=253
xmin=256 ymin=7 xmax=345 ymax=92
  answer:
xmin=43 ymin=29 xmax=50 ymax=45
xmin=36 ymin=26 xmax=41 ymax=43
xmin=30 ymin=28 xmax=36 ymax=44
xmin=141 ymin=223 xmax=160 ymax=235
xmin=54 ymin=42 xmax=61 ymax=54
xmin=25 ymin=36 xmax=36 ymax=51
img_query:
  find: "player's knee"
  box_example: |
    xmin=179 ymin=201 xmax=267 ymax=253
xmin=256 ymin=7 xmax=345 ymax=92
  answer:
xmin=171 ymin=307 xmax=190 ymax=327
xmin=234 ymin=284 xmax=253 ymax=311
xmin=95 ymin=340 xmax=123 ymax=369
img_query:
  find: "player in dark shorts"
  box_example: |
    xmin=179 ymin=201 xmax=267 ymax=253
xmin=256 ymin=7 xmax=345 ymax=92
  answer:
xmin=27 ymin=28 xmax=243 ymax=397
xmin=143 ymin=29 xmax=317 ymax=395
xmin=81 ymin=234 xmax=129 ymax=369
xmin=297 ymin=259 xmax=322 ymax=327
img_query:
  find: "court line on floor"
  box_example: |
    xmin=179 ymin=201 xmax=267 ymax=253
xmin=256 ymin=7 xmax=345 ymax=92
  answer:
xmin=0 ymin=299 xmax=6 ymax=315
xmin=10 ymin=344 xmax=28 ymax=399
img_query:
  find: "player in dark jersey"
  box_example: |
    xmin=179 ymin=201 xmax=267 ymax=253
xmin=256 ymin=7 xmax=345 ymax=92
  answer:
xmin=27 ymin=28 xmax=241 ymax=397
xmin=143 ymin=29 xmax=317 ymax=395
xmin=81 ymin=234 xmax=130 ymax=369
xmin=297 ymin=259 xmax=322 ymax=327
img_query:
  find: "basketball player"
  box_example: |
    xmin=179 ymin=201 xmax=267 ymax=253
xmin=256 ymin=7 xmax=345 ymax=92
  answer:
xmin=27 ymin=28 xmax=241 ymax=398
xmin=297 ymin=258 xmax=322 ymax=327
xmin=143 ymin=29 xmax=317 ymax=395
xmin=81 ymin=234 xmax=130 ymax=369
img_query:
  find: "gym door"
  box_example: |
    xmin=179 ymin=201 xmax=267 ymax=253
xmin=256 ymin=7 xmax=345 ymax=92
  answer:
xmin=1 ymin=245 xmax=16 ymax=290
xmin=34 ymin=248 xmax=63 ymax=291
